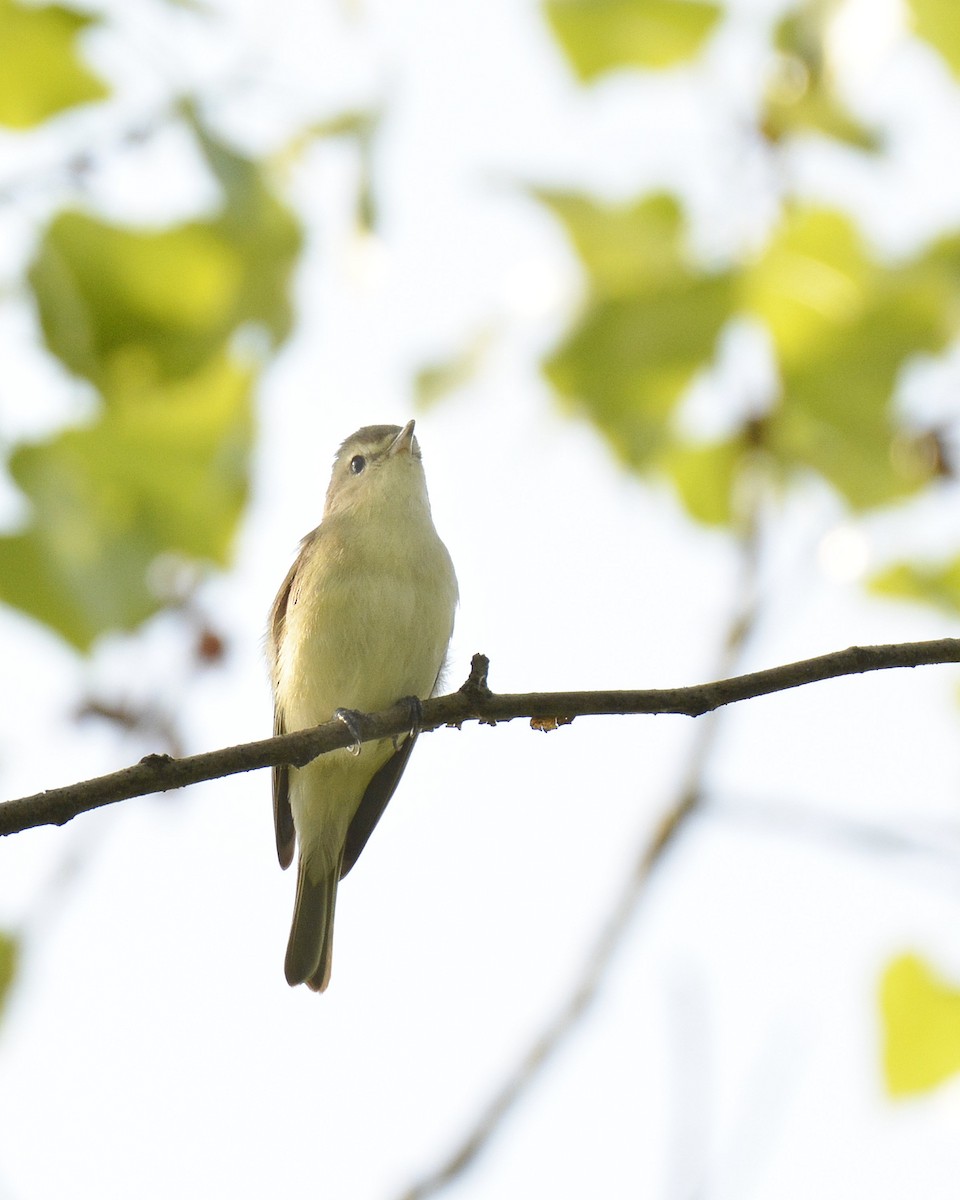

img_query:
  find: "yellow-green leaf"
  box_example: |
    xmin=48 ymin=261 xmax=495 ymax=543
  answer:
xmin=545 ymin=0 xmax=722 ymax=80
xmin=880 ymin=952 xmax=960 ymax=1097
xmin=762 ymin=10 xmax=880 ymax=151
xmin=0 ymin=0 xmax=108 ymax=128
xmin=908 ymin=0 xmax=960 ymax=78
xmin=660 ymin=435 xmax=745 ymax=525
xmin=541 ymin=192 xmax=736 ymax=468
xmin=29 ymin=127 xmax=302 ymax=394
xmin=539 ymin=188 xmax=960 ymax=514
xmin=743 ymin=208 xmax=959 ymax=508
xmin=30 ymin=214 xmax=245 ymax=387
xmin=0 ymin=356 xmax=253 ymax=650
xmin=763 ymin=71 xmax=881 ymax=152
xmin=870 ymin=556 xmax=960 ymax=615
xmin=17 ymin=123 xmax=300 ymax=650
xmin=0 ymin=931 xmax=18 ymax=1022
xmin=538 ymin=191 xmax=689 ymax=299
xmin=192 ymin=123 xmax=303 ymax=348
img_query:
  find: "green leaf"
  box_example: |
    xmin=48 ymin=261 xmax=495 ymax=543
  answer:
xmin=29 ymin=128 xmax=302 ymax=394
xmin=539 ymin=189 xmax=960 ymax=515
xmin=191 ymin=121 xmax=303 ymax=348
xmin=538 ymin=191 xmax=690 ymax=299
xmin=17 ymin=123 xmax=300 ymax=650
xmin=762 ymin=10 xmax=880 ymax=151
xmin=545 ymin=0 xmax=722 ymax=79
xmin=660 ymin=435 xmax=745 ymax=525
xmin=743 ymin=208 xmax=960 ymax=508
xmin=541 ymin=192 xmax=736 ymax=467
xmin=880 ymin=952 xmax=960 ymax=1097
xmin=870 ymin=556 xmax=960 ymax=616
xmin=762 ymin=71 xmax=881 ymax=152
xmin=908 ymin=0 xmax=960 ymax=78
xmin=0 ymin=356 xmax=253 ymax=650
xmin=30 ymin=214 xmax=245 ymax=388
xmin=0 ymin=931 xmax=18 ymax=1022
xmin=0 ymin=0 xmax=108 ymax=128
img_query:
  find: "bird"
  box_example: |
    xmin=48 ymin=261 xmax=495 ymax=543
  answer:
xmin=267 ymin=421 xmax=457 ymax=991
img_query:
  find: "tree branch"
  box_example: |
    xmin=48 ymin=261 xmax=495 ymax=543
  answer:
xmin=2 ymin=638 xmax=958 ymax=838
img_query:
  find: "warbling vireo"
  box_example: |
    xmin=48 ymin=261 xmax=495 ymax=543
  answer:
xmin=268 ymin=421 xmax=457 ymax=991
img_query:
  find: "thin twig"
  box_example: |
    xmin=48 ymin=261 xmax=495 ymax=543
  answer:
xmin=398 ymin=770 xmax=708 ymax=1200
xmin=2 ymin=638 xmax=958 ymax=838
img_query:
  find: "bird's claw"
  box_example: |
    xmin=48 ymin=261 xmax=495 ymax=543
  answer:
xmin=335 ymin=708 xmax=364 ymax=756
xmin=393 ymin=695 xmax=423 ymax=750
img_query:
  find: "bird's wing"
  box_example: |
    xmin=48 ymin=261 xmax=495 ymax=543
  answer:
xmin=272 ymin=708 xmax=295 ymax=870
xmin=269 ymin=534 xmax=317 ymax=871
xmin=340 ymin=733 xmax=418 ymax=879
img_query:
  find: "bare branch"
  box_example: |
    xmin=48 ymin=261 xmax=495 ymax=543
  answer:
xmin=398 ymin=763 xmax=709 ymax=1200
xmin=2 ymin=638 xmax=958 ymax=839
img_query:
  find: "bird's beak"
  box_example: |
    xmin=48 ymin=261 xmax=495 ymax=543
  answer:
xmin=389 ymin=420 xmax=416 ymax=457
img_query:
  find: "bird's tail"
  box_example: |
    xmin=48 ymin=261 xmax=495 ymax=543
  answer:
xmin=284 ymin=852 xmax=342 ymax=991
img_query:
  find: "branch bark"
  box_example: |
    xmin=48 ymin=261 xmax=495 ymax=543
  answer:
xmin=2 ymin=637 xmax=958 ymax=838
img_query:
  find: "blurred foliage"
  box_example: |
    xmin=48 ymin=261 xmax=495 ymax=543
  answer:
xmin=0 ymin=356 xmax=253 ymax=648
xmin=542 ymin=194 xmax=958 ymax=513
xmin=0 ymin=0 xmax=108 ymax=129
xmin=0 ymin=114 xmax=302 ymax=650
xmin=536 ymin=0 xmax=960 ymax=1099
xmin=540 ymin=191 xmax=737 ymax=470
xmin=659 ymin=434 xmax=746 ymax=526
xmin=29 ymin=129 xmax=300 ymax=395
xmin=744 ymin=209 xmax=960 ymax=508
xmin=880 ymin=953 xmax=960 ymax=1096
xmin=761 ymin=7 xmax=880 ymax=150
xmin=0 ymin=932 xmax=18 ymax=1022
xmin=908 ymin=0 xmax=960 ymax=79
xmin=539 ymin=0 xmax=960 ymax=529
xmin=870 ymin=556 xmax=960 ymax=616
xmin=544 ymin=0 xmax=722 ymax=79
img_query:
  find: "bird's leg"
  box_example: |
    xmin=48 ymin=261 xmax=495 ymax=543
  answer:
xmin=334 ymin=708 xmax=364 ymax=756
xmin=393 ymin=695 xmax=423 ymax=750
xmin=407 ymin=695 xmax=423 ymax=736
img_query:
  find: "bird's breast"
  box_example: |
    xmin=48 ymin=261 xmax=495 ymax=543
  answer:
xmin=276 ymin=527 xmax=455 ymax=734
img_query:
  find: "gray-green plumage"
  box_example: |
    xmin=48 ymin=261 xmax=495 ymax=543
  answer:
xmin=268 ymin=422 xmax=457 ymax=991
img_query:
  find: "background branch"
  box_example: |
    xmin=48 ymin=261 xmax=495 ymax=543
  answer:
xmin=397 ymin=481 xmax=770 ymax=1200
xmin=2 ymin=638 xmax=958 ymax=839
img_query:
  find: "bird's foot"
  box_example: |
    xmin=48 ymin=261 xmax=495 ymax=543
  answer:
xmin=335 ymin=708 xmax=364 ymax=756
xmin=393 ymin=695 xmax=423 ymax=750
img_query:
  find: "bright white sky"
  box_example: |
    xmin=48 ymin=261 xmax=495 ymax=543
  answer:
xmin=1 ymin=0 xmax=960 ymax=1197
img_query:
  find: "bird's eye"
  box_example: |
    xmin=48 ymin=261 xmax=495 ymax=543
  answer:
xmin=349 ymin=455 xmax=366 ymax=475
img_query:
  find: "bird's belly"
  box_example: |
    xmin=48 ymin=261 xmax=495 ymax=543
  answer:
xmin=278 ymin=565 xmax=451 ymax=874
xmin=278 ymin=567 xmax=449 ymax=734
